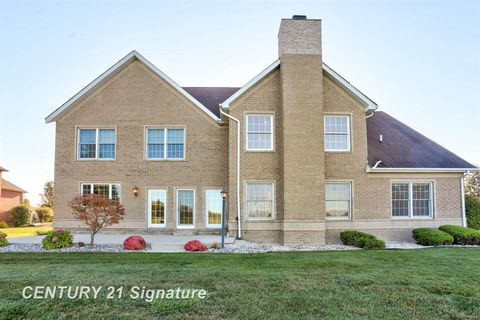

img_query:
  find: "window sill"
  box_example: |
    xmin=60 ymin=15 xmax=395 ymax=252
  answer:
xmin=76 ymin=158 xmax=116 ymax=161
xmin=145 ymin=159 xmax=186 ymax=162
xmin=325 ymin=150 xmax=352 ymax=153
xmin=245 ymin=150 xmax=275 ymax=153
xmin=326 ymin=217 xmax=351 ymax=221
xmin=148 ymin=225 xmax=166 ymax=228
xmin=206 ymin=225 xmax=222 ymax=229
xmin=176 ymin=225 xmax=195 ymax=229
xmin=391 ymin=217 xmax=433 ymax=220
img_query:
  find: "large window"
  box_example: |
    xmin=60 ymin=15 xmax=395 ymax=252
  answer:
xmin=325 ymin=182 xmax=352 ymax=219
xmin=205 ymin=189 xmax=222 ymax=228
xmin=246 ymin=182 xmax=274 ymax=219
xmin=177 ymin=189 xmax=195 ymax=228
xmin=146 ymin=128 xmax=185 ymax=160
xmin=324 ymin=115 xmax=350 ymax=151
xmin=246 ymin=114 xmax=273 ymax=151
xmin=80 ymin=183 xmax=120 ymax=200
xmin=78 ymin=128 xmax=116 ymax=159
xmin=392 ymin=182 xmax=433 ymax=218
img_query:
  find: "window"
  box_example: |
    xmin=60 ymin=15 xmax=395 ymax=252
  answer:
xmin=78 ymin=128 xmax=116 ymax=159
xmin=246 ymin=182 xmax=274 ymax=219
xmin=324 ymin=115 xmax=350 ymax=151
xmin=205 ymin=189 xmax=222 ymax=228
xmin=392 ymin=182 xmax=433 ymax=218
xmin=146 ymin=128 xmax=185 ymax=160
xmin=177 ymin=189 xmax=195 ymax=228
xmin=246 ymin=114 xmax=273 ymax=151
xmin=80 ymin=183 xmax=120 ymax=200
xmin=325 ymin=182 xmax=352 ymax=219
xmin=148 ymin=189 xmax=166 ymax=227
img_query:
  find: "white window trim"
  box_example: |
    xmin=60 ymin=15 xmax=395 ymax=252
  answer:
xmin=147 ymin=189 xmax=167 ymax=228
xmin=245 ymin=114 xmax=274 ymax=152
xmin=79 ymin=182 xmax=121 ymax=200
xmin=324 ymin=115 xmax=351 ymax=152
xmin=245 ymin=181 xmax=275 ymax=221
xmin=176 ymin=188 xmax=195 ymax=229
xmin=77 ymin=128 xmax=116 ymax=160
xmin=391 ymin=181 xmax=434 ymax=219
xmin=145 ymin=127 xmax=186 ymax=161
xmin=325 ymin=182 xmax=352 ymax=220
xmin=205 ymin=188 xmax=223 ymax=229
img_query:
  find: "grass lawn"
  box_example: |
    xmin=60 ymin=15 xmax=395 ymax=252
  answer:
xmin=1 ymin=226 xmax=53 ymax=238
xmin=0 ymin=248 xmax=479 ymax=319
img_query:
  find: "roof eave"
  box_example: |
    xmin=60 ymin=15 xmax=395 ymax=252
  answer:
xmin=368 ymin=167 xmax=478 ymax=173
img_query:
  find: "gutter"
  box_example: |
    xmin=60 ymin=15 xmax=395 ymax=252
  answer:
xmin=461 ymin=175 xmax=467 ymax=227
xmin=219 ymin=108 xmax=242 ymax=239
xmin=368 ymin=167 xmax=478 ymax=173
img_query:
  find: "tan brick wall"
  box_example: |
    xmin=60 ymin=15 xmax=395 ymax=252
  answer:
xmin=54 ymin=59 xmax=228 ymax=231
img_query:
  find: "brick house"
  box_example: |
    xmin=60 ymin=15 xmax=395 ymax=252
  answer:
xmin=0 ymin=166 xmax=27 ymax=224
xmin=45 ymin=16 xmax=476 ymax=244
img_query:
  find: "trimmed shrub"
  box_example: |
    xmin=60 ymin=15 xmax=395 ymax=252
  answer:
xmin=42 ymin=229 xmax=73 ymax=249
xmin=0 ymin=232 xmax=8 ymax=247
xmin=412 ymin=228 xmax=454 ymax=246
xmin=363 ymin=238 xmax=386 ymax=250
xmin=439 ymin=225 xmax=480 ymax=245
xmin=184 ymin=240 xmax=207 ymax=252
xmin=465 ymin=195 xmax=480 ymax=230
xmin=11 ymin=206 xmax=30 ymax=227
xmin=123 ymin=236 xmax=147 ymax=250
xmin=0 ymin=221 xmax=8 ymax=228
xmin=340 ymin=230 xmax=385 ymax=250
xmin=35 ymin=207 xmax=54 ymax=223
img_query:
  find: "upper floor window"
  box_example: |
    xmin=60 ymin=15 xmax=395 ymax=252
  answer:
xmin=246 ymin=114 xmax=273 ymax=151
xmin=392 ymin=182 xmax=433 ymax=218
xmin=246 ymin=182 xmax=274 ymax=219
xmin=325 ymin=182 xmax=352 ymax=219
xmin=81 ymin=183 xmax=120 ymax=200
xmin=324 ymin=115 xmax=351 ymax=151
xmin=78 ymin=128 xmax=116 ymax=160
xmin=146 ymin=128 xmax=185 ymax=160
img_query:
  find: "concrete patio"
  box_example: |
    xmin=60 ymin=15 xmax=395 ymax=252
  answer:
xmin=7 ymin=233 xmax=235 ymax=252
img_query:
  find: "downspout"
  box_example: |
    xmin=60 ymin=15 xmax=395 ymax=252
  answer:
xmin=461 ymin=174 xmax=466 ymax=227
xmin=219 ymin=108 xmax=242 ymax=239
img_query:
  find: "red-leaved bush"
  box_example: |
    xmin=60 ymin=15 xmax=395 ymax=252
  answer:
xmin=184 ymin=240 xmax=207 ymax=252
xmin=123 ymin=235 xmax=147 ymax=250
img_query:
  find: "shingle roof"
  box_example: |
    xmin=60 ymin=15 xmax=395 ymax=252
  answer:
xmin=183 ymin=87 xmax=240 ymax=117
xmin=2 ymin=179 xmax=27 ymax=193
xmin=367 ymin=111 xmax=475 ymax=168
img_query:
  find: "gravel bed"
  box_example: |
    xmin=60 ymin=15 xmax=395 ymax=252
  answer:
xmin=0 ymin=243 xmax=150 ymax=253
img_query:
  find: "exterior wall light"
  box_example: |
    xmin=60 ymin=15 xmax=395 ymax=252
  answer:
xmin=132 ymin=186 xmax=139 ymax=197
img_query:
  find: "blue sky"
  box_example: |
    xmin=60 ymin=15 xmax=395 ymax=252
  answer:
xmin=0 ymin=0 xmax=479 ymax=205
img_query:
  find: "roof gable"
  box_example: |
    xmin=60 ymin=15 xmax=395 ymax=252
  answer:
xmin=45 ymin=51 xmax=220 ymax=123
xmin=220 ymin=60 xmax=378 ymax=111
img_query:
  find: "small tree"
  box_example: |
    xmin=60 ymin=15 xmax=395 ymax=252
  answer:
xmin=40 ymin=181 xmax=54 ymax=209
xmin=465 ymin=170 xmax=480 ymax=197
xmin=466 ymin=195 xmax=480 ymax=230
xmin=69 ymin=194 xmax=125 ymax=247
xmin=35 ymin=207 xmax=54 ymax=224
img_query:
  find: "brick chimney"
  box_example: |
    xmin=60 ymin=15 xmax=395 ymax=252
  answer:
xmin=278 ymin=16 xmax=326 ymax=244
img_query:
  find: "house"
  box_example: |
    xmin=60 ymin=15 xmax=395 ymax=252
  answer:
xmin=45 ymin=16 xmax=476 ymax=244
xmin=0 ymin=166 xmax=27 ymax=223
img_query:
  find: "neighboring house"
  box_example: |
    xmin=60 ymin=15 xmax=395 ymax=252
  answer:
xmin=0 ymin=166 xmax=27 ymax=223
xmin=45 ymin=16 xmax=477 ymax=244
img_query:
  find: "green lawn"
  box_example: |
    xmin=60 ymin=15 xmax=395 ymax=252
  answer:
xmin=1 ymin=226 xmax=53 ymax=238
xmin=0 ymin=249 xmax=479 ymax=319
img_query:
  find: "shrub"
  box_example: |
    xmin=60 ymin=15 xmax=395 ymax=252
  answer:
xmin=439 ymin=225 xmax=480 ymax=245
xmin=78 ymin=241 xmax=85 ymax=248
xmin=11 ymin=206 xmax=30 ymax=227
xmin=184 ymin=240 xmax=207 ymax=252
xmin=340 ymin=230 xmax=385 ymax=250
xmin=363 ymin=238 xmax=386 ymax=250
xmin=69 ymin=194 xmax=125 ymax=247
xmin=42 ymin=229 xmax=73 ymax=249
xmin=35 ymin=207 xmax=54 ymax=223
xmin=0 ymin=232 xmax=8 ymax=247
xmin=465 ymin=195 xmax=480 ymax=230
xmin=412 ymin=228 xmax=454 ymax=246
xmin=123 ymin=236 xmax=147 ymax=250
xmin=0 ymin=221 xmax=8 ymax=228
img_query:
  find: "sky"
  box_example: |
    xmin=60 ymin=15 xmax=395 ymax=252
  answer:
xmin=0 ymin=0 xmax=479 ymax=205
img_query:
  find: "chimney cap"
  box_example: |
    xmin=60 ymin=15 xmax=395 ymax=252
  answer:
xmin=292 ymin=15 xmax=307 ymax=20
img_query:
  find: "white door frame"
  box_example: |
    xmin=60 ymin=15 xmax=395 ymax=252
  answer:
xmin=148 ymin=189 xmax=167 ymax=228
